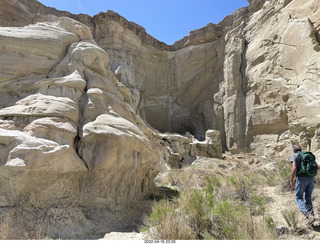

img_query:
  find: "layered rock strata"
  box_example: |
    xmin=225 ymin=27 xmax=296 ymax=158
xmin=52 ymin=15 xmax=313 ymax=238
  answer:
xmin=0 ymin=17 xmax=163 ymax=238
xmin=93 ymin=0 xmax=320 ymax=157
xmin=1 ymin=0 xmax=320 ymax=238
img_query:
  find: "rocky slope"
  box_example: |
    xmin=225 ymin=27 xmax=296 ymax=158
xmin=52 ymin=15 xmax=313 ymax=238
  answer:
xmin=1 ymin=0 xmax=320 ymax=239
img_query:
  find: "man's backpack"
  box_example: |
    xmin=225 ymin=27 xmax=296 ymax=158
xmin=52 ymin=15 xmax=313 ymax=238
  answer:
xmin=297 ymin=151 xmax=317 ymax=177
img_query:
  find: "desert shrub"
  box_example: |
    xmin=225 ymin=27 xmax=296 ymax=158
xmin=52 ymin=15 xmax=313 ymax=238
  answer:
xmin=210 ymin=200 xmax=251 ymax=239
xmin=228 ymin=174 xmax=255 ymax=202
xmin=251 ymin=195 xmax=266 ymax=215
xmin=264 ymin=216 xmax=277 ymax=234
xmin=142 ymin=199 xmax=196 ymax=240
xmin=179 ymin=189 xmax=212 ymax=239
xmin=258 ymin=160 xmax=292 ymax=187
xmin=204 ymin=175 xmax=221 ymax=205
xmin=142 ymin=173 xmax=275 ymax=240
xmin=277 ymin=160 xmax=292 ymax=180
xmin=281 ymin=209 xmax=299 ymax=231
xmin=0 ymin=220 xmax=48 ymax=240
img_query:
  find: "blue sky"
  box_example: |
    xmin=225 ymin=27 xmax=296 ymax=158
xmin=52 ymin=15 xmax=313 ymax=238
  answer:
xmin=38 ymin=0 xmax=249 ymax=45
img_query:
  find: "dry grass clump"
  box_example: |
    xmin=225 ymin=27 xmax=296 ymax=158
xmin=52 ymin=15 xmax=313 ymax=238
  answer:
xmin=0 ymin=215 xmax=48 ymax=240
xmin=258 ymin=160 xmax=292 ymax=189
xmin=281 ymin=209 xmax=299 ymax=231
xmin=142 ymin=199 xmax=196 ymax=240
xmin=142 ymin=173 xmax=277 ymax=240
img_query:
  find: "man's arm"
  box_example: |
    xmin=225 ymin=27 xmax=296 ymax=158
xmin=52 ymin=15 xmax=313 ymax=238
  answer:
xmin=290 ymin=161 xmax=297 ymax=189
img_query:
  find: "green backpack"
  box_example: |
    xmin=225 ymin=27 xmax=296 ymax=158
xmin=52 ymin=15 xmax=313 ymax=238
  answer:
xmin=297 ymin=151 xmax=317 ymax=177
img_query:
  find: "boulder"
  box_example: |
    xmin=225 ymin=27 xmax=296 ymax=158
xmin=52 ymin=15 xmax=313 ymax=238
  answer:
xmin=191 ymin=130 xmax=223 ymax=159
xmin=157 ymin=133 xmax=194 ymax=168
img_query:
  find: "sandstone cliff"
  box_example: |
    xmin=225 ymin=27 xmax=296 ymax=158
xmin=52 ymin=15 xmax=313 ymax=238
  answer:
xmin=0 ymin=16 xmax=165 ymax=238
xmin=92 ymin=0 xmax=320 ymax=157
xmin=1 ymin=0 xmax=320 ymax=239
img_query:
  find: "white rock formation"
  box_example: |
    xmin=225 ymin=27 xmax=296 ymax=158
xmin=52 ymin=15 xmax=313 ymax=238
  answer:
xmin=1 ymin=0 xmax=320 ymax=238
xmin=191 ymin=130 xmax=223 ymax=159
xmin=0 ymin=17 xmax=163 ymax=239
xmin=92 ymin=0 xmax=320 ymax=158
xmin=3 ymin=0 xmax=320 ymax=158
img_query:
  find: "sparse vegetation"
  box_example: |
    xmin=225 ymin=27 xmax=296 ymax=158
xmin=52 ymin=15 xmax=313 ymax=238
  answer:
xmin=141 ymin=172 xmax=277 ymax=240
xmin=142 ymin=152 xmax=320 ymax=240
xmin=259 ymin=160 xmax=292 ymax=187
xmin=0 ymin=220 xmax=48 ymax=240
xmin=281 ymin=209 xmax=299 ymax=231
xmin=141 ymin=199 xmax=196 ymax=240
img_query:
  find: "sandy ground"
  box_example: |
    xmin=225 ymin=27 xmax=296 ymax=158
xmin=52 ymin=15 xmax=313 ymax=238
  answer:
xmin=263 ymin=184 xmax=320 ymax=239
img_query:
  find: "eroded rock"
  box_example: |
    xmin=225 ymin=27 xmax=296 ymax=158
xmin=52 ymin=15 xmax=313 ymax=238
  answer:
xmin=0 ymin=17 xmax=163 ymax=239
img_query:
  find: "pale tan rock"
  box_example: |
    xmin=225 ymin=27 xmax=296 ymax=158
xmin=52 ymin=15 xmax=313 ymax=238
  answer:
xmin=4 ymin=0 xmax=320 ymax=158
xmin=250 ymin=134 xmax=280 ymax=156
xmin=242 ymin=0 xmax=320 ymax=155
xmin=191 ymin=130 xmax=222 ymax=159
xmin=57 ymin=17 xmax=93 ymax=41
xmin=0 ymin=23 xmax=79 ymax=83
xmin=23 ymin=117 xmax=77 ymax=146
xmin=0 ymin=17 xmax=163 ymax=239
xmin=0 ymin=94 xmax=79 ymax=123
xmin=0 ymin=128 xmax=86 ymax=172
xmin=79 ymin=114 xmax=158 ymax=171
xmin=2 ymin=0 xmax=320 ymax=238
xmin=2 ymin=1 xmax=320 ymax=158
xmin=157 ymin=133 xmax=194 ymax=168
xmin=36 ymin=71 xmax=87 ymax=102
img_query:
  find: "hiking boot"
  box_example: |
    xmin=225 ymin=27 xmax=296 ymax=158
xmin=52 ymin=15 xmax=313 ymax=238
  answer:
xmin=306 ymin=215 xmax=316 ymax=226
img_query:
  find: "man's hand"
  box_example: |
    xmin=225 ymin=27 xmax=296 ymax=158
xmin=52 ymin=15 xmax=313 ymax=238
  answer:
xmin=290 ymin=181 xmax=295 ymax=190
xmin=290 ymin=161 xmax=297 ymax=190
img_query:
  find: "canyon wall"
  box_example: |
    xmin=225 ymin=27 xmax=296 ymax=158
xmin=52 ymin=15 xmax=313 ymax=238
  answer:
xmin=1 ymin=0 xmax=320 ymax=238
xmin=94 ymin=0 xmax=320 ymax=156
xmin=0 ymin=16 xmax=164 ymax=238
xmin=4 ymin=0 xmax=320 ymax=154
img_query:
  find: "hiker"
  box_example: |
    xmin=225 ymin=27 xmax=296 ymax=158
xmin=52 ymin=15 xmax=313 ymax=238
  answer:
xmin=290 ymin=145 xmax=320 ymax=224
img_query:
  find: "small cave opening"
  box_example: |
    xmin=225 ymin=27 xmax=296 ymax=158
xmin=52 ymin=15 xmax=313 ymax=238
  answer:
xmin=173 ymin=126 xmax=206 ymax=141
xmin=143 ymin=102 xmax=207 ymax=141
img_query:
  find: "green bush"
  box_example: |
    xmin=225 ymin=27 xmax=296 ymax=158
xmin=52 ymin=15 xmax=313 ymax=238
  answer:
xmin=264 ymin=216 xmax=276 ymax=232
xmin=142 ymin=173 xmax=275 ymax=240
xmin=281 ymin=209 xmax=298 ymax=231
xmin=210 ymin=200 xmax=250 ymax=239
xmin=142 ymin=199 xmax=196 ymax=240
xmin=259 ymin=161 xmax=292 ymax=187
xmin=277 ymin=161 xmax=292 ymax=180
xmin=228 ymin=174 xmax=255 ymax=202
xmin=179 ymin=189 xmax=211 ymax=239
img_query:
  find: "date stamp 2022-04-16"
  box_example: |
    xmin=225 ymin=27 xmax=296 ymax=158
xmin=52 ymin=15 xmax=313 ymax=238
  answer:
xmin=144 ymin=240 xmax=176 ymax=244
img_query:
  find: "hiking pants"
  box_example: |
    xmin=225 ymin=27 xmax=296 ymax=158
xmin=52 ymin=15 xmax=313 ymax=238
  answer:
xmin=295 ymin=176 xmax=314 ymax=217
